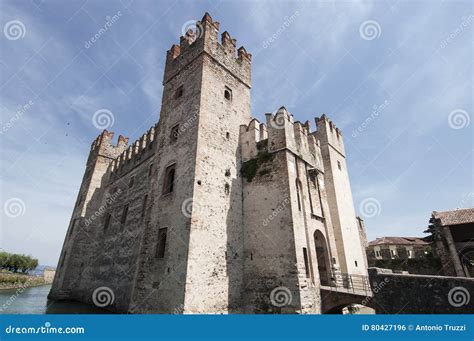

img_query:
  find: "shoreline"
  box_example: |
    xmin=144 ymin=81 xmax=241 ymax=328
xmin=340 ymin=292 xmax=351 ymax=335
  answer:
xmin=0 ymin=278 xmax=52 ymax=291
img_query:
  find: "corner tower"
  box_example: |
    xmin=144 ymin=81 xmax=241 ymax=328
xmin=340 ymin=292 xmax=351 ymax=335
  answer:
xmin=314 ymin=115 xmax=367 ymax=276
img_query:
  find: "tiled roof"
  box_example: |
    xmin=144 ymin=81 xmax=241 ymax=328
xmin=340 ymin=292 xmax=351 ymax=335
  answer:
xmin=368 ymin=236 xmax=428 ymax=247
xmin=432 ymin=207 xmax=474 ymax=226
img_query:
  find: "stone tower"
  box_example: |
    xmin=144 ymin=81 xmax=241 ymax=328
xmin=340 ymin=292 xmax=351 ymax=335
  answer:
xmin=314 ymin=115 xmax=367 ymax=276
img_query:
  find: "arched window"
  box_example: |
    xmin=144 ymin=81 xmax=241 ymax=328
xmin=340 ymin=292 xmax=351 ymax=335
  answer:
xmin=296 ymin=179 xmax=303 ymax=211
xmin=224 ymin=87 xmax=232 ymax=101
xmin=163 ymin=164 xmax=176 ymax=194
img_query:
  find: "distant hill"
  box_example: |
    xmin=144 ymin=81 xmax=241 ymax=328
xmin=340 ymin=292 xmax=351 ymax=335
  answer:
xmin=28 ymin=265 xmax=56 ymax=277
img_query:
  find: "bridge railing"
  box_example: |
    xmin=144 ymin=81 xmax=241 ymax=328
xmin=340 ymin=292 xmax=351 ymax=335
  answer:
xmin=325 ymin=272 xmax=371 ymax=295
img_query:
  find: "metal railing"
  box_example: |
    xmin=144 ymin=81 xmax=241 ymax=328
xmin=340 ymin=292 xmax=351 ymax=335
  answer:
xmin=323 ymin=272 xmax=371 ymax=295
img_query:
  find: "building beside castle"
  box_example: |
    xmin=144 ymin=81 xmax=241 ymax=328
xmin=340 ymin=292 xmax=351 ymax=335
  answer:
xmin=49 ymin=13 xmax=369 ymax=314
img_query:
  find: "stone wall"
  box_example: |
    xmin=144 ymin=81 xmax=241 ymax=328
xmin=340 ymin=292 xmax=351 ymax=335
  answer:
xmin=368 ymin=267 xmax=474 ymax=314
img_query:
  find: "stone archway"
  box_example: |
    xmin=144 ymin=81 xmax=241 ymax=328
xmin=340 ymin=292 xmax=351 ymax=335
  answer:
xmin=314 ymin=230 xmax=331 ymax=286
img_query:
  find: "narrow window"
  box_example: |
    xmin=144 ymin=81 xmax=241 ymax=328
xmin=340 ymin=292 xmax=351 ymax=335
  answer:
xmin=129 ymin=176 xmax=135 ymax=188
xmin=303 ymin=247 xmax=310 ymax=278
xmin=163 ymin=164 xmax=176 ymax=194
xmin=355 ymin=261 xmax=358 ymax=267
xmin=60 ymin=251 xmax=67 ymax=268
xmin=121 ymin=204 xmax=129 ymax=224
xmin=224 ymin=87 xmax=232 ymax=101
xmin=156 ymin=228 xmax=168 ymax=258
xmin=226 ymin=132 xmax=230 ymax=139
xmin=69 ymin=219 xmax=78 ymax=237
xmin=296 ymin=179 xmax=302 ymax=211
xmin=142 ymin=195 xmax=148 ymax=217
xmin=337 ymin=161 xmax=341 ymax=170
xmin=148 ymin=163 xmax=153 ymax=176
xmin=171 ymin=124 xmax=179 ymax=142
xmin=104 ymin=213 xmax=111 ymax=231
xmin=224 ymin=183 xmax=230 ymax=195
xmin=76 ymin=195 xmax=83 ymax=207
xmin=175 ymin=85 xmax=183 ymax=99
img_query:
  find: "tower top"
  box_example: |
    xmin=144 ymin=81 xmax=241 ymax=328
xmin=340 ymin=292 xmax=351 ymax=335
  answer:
xmin=164 ymin=12 xmax=252 ymax=87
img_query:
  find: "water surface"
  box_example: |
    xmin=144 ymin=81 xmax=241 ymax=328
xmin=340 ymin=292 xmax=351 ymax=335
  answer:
xmin=0 ymin=284 xmax=108 ymax=314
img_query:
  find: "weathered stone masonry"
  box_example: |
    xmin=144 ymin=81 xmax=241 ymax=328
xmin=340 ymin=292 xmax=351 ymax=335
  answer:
xmin=49 ymin=12 xmax=368 ymax=314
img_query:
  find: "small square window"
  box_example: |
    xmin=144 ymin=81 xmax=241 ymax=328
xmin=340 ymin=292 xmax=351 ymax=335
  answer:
xmin=171 ymin=125 xmax=179 ymax=142
xmin=175 ymin=85 xmax=183 ymax=99
xmin=224 ymin=87 xmax=232 ymax=101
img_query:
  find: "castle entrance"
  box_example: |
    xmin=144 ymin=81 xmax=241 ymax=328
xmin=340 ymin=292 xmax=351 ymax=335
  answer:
xmin=314 ymin=230 xmax=331 ymax=286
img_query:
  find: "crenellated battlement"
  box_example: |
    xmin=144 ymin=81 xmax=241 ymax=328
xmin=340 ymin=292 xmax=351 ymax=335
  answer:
xmin=90 ymin=130 xmax=129 ymax=160
xmin=164 ymin=12 xmax=251 ymax=87
xmin=108 ymin=124 xmax=157 ymax=177
xmin=314 ymin=114 xmax=345 ymax=155
xmin=239 ymin=107 xmax=325 ymax=171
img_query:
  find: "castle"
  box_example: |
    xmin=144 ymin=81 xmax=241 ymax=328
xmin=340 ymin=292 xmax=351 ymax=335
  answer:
xmin=49 ymin=13 xmax=369 ymax=314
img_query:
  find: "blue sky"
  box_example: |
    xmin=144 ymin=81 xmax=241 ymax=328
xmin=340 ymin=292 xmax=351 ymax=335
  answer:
xmin=1 ymin=0 xmax=472 ymax=265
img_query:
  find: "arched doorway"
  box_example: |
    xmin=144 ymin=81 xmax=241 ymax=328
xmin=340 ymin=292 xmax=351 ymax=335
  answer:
xmin=314 ymin=230 xmax=331 ymax=286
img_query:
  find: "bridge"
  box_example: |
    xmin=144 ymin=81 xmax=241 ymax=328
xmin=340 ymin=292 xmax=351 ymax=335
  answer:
xmin=320 ymin=268 xmax=474 ymax=314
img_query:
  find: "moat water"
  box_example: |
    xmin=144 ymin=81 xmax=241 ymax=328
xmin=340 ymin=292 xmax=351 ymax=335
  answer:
xmin=0 ymin=284 xmax=107 ymax=314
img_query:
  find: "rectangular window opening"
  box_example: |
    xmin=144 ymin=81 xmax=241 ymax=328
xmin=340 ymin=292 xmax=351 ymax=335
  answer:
xmin=156 ymin=228 xmax=168 ymax=259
